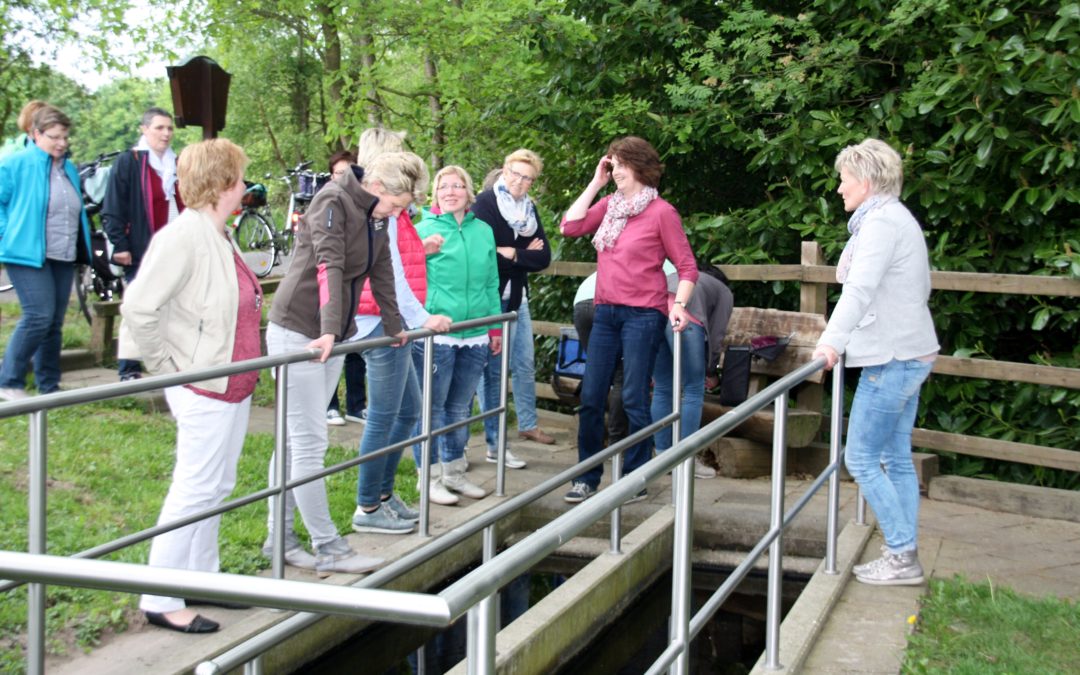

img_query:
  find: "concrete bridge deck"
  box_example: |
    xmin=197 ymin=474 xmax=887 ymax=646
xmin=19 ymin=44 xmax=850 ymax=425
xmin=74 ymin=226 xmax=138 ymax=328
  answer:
xmin=26 ymin=367 xmax=1080 ymax=673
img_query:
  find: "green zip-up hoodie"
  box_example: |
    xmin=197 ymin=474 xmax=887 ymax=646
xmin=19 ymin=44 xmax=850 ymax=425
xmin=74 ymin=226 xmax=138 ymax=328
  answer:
xmin=416 ymin=208 xmax=501 ymax=339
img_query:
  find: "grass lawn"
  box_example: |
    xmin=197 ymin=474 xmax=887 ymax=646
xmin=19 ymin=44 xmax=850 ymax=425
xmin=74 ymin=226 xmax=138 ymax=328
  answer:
xmin=0 ymin=396 xmax=419 ymax=673
xmin=904 ymin=576 xmax=1080 ymax=674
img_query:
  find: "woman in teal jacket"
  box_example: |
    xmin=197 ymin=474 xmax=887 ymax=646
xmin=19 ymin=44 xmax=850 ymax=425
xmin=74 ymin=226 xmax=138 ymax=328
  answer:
xmin=412 ymin=165 xmax=502 ymax=502
xmin=0 ymin=106 xmax=91 ymax=400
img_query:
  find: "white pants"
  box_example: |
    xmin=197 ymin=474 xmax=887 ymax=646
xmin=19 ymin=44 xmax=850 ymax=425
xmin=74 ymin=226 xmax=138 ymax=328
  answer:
xmin=140 ymin=386 xmax=251 ymax=613
xmin=264 ymin=322 xmax=345 ymax=548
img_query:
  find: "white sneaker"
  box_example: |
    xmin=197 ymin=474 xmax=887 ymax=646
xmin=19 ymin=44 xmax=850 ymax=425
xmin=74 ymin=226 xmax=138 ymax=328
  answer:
xmin=326 ymin=409 xmax=346 ymax=426
xmin=418 ymin=467 xmax=459 ymax=505
xmin=694 ymin=457 xmax=717 ymax=479
xmin=344 ymin=410 xmax=367 ymax=423
xmin=441 ymin=458 xmax=487 ymax=499
xmin=0 ymin=387 xmax=29 ymax=402
xmin=486 ymin=447 xmax=527 ymax=469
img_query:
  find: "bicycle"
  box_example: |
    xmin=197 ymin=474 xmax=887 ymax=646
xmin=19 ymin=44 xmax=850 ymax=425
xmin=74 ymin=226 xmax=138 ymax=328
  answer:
xmin=232 ymin=160 xmax=329 ymax=278
xmin=74 ymin=150 xmax=124 ymax=323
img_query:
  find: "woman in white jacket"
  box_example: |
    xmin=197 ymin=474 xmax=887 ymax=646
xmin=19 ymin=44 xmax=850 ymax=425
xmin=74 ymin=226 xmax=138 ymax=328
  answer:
xmin=813 ymin=138 xmax=939 ymax=587
xmin=119 ymin=139 xmax=261 ymax=634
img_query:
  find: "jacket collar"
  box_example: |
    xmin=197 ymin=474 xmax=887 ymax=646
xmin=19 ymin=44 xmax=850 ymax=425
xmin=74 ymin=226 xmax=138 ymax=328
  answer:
xmin=337 ymin=166 xmax=379 ymax=219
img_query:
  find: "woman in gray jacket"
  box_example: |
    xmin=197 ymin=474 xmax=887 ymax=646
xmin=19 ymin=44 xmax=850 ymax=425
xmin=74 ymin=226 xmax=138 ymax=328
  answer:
xmin=813 ymin=138 xmax=939 ymax=587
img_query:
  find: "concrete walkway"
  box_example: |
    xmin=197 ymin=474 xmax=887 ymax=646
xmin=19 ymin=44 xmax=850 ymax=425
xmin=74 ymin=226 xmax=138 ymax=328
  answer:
xmin=29 ymin=367 xmax=1080 ymax=673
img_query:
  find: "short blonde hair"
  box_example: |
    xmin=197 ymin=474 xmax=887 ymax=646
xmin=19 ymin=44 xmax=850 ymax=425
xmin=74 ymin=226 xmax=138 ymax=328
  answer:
xmin=177 ymin=139 xmax=250 ymax=210
xmin=503 ymin=148 xmax=543 ymax=175
xmin=18 ymin=101 xmax=49 ymax=134
xmin=363 ymin=151 xmax=429 ymax=203
xmin=430 ymin=165 xmax=476 ymax=211
xmin=834 ymin=138 xmax=904 ymax=198
xmin=356 ymin=128 xmax=406 ymax=169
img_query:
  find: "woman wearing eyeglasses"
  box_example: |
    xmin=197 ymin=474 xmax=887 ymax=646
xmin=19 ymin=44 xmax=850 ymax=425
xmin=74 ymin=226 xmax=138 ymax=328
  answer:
xmin=472 ymin=149 xmax=555 ymax=470
xmin=0 ymin=106 xmax=91 ymax=401
xmin=412 ymin=165 xmax=501 ymax=503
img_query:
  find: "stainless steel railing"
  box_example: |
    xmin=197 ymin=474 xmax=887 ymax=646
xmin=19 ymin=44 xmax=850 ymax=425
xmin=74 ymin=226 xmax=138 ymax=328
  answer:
xmin=1 ymin=319 xmax=846 ymax=675
xmin=0 ymin=312 xmax=517 ymax=675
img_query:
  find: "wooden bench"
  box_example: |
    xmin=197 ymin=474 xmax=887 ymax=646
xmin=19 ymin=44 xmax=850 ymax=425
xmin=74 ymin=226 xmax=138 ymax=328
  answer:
xmin=702 ymin=307 xmax=827 ymax=477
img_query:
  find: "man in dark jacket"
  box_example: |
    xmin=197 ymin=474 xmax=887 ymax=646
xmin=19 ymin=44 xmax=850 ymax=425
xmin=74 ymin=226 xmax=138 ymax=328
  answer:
xmin=102 ymin=107 xmax=185 ymax=380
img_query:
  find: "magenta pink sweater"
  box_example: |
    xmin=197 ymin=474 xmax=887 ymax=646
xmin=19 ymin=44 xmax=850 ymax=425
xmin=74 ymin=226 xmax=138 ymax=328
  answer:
xmin=561 ymin=195 xmax=698 ymax=313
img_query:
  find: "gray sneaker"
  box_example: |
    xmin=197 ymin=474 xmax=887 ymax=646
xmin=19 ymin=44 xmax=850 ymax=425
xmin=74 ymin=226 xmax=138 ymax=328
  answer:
xmin=261 ymin=532 xmax=317 ymax=570
xmin=383 ymin=494 xmax=419 ymax=522
xmin=564 ymin=481 xmax=596 ymax=504
xmin=854 ymin=549 xmax=924 ymax=586
xmin=351 ymin=503 xmax=415 ymax=534
xmin=853 ymin=545 xmax=889 ymax=576
xmin=314 ymin=537 xmax=383 ymax=578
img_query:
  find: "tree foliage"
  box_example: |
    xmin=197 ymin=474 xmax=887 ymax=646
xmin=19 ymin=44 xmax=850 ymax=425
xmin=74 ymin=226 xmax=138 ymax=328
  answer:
xmin=7 ymin=0 xmax=1077 ymax=484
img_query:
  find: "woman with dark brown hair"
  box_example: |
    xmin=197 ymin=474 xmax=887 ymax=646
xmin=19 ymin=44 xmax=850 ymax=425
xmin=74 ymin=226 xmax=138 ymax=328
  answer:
xmin=559 ymin=136 xmax=698 ymax=503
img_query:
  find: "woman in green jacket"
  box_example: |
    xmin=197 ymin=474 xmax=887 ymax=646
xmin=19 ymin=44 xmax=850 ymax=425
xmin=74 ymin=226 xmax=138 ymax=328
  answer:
xmin=412 ymin=165 xmax=501 ymax=503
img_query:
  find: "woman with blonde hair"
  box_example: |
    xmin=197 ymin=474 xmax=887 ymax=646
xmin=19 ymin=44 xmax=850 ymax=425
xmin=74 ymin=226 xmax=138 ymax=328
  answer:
xmin=412 ymin=165 xmax=501 ymax=502
xmin=264 ymin=151 xmax=427 ymax=575
xmin=473 ymin=149 xmax=555 ymax=470
xmin=120 ymin=138 xmax=259 ymax=633
xmin=813 ymin=138 xmax=938 ymax=586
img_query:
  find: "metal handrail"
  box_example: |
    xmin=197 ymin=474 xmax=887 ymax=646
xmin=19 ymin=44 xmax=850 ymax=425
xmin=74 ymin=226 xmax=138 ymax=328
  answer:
xmin=2 ymin=317 xmax=844 ymax=674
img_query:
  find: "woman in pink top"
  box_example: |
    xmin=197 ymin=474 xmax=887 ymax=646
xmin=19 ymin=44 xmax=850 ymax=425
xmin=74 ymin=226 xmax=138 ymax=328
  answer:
xmin=559 ymin=136 xmax=698 ymax=504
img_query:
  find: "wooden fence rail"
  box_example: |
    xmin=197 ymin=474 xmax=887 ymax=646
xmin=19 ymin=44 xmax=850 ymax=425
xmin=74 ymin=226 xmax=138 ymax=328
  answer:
xmin=533 ymin=242 xmax=1080 ymax=472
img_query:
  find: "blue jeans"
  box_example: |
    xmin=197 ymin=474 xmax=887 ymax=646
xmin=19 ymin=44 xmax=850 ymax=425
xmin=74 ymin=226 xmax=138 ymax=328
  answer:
xmin=412 ymin=341 xmax=490 ymax=465
xmin=0 ymin=260 xmax=74 ymax=393
xmin=650 ymin=321 xmax=707 ymax=451
xmin=478 ymin=297 xmax=539 ymax=449
xmin=576 ymin=305 xmax=665 ymax=490
xmin=356 ymin=324 xmax=420 ymax=507
xmin=844 ymin=359 xmax=933 ymax=554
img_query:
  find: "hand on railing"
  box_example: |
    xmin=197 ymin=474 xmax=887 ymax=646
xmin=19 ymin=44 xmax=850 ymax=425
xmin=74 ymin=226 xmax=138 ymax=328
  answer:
xmin=812 ymin=344 xmax=840 ymax=370
xmin=423 ymin=314 xmax=452 ymax=333
xmin=306 ymin=334 xmax=336 ymax=362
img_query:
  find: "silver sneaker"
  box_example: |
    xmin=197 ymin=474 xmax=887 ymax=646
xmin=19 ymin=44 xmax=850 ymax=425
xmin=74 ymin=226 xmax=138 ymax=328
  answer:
xmin=0 ymin=387 xmax=29 ymax=401
xmin=351 ymin=503 xmax=415 ymax=534
xmin=314 ymin=537 xmax=383 ymax=578
xmin=854 ymin=549 xmax=924 ymax=586
xmin=261 ymin=531 xmax=317 ymax=570
xmin=486 ymin=446 xmax=527 ymax=469
xmin=383 ymin=493 xmax=419 ymax=522
xmin=853 ymin=545 xmax=889 ymax=576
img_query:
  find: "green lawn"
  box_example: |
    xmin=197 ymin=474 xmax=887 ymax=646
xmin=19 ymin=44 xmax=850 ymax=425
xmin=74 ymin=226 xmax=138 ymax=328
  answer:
xmin=0 ymin=397 xmax=419 ymax=673
xmin=904 ymin=576 xmax=1080 ymax=674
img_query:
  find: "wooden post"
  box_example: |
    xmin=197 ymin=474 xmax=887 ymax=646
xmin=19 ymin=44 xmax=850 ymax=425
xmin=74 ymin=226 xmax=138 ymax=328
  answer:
xmin=798 ymin=241 xmax=828 ymax=413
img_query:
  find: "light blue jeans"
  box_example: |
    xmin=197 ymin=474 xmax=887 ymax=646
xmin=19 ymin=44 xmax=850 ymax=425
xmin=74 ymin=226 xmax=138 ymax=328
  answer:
xmin=412 ymin=341 xmax=490 ymax=465
xmin=844 ymin=358 xmax=934 ymax=554
xmin=355 ymin=323 xmax=420 ymax=508
xmin=650 ymin=321 xmax=707 ymax=451
xmin=478 ymin=297 xmax=539 ymax=449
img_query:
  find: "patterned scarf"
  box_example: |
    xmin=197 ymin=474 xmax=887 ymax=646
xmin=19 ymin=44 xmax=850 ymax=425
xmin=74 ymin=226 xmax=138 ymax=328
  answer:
xmin=493 ymin=175 xmax=538 ymax=238
xmin=134 ymin=135 xmax=178 ymax=201
xmin=836 ymin=194 xmax=892 ymax=283
xmin=592 ymin=186 xmax=658 ymax=252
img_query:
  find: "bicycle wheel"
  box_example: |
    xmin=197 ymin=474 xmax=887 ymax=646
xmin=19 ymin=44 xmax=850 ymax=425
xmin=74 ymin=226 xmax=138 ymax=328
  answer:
xmin=233 ymin=211 xmax=276 ymax=277
xmin=74 ymin=264 xmax=94 ymax=323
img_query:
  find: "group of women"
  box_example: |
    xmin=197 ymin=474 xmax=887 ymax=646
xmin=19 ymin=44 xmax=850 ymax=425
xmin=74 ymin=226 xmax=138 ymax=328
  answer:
xmin=1 ymin=116 xmax=937 ymax=633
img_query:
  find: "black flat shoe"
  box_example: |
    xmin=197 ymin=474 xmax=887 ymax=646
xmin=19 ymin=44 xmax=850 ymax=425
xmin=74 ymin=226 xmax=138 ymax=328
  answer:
xmin=183 ymin=597 xmax=252 ymax=610
xmin=145 ymin=611 xmax=220 ymax=634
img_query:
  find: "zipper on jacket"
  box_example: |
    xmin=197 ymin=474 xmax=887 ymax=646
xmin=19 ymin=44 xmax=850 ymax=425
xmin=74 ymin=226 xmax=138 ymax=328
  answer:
xmin=192 ymin=319 xmax=204 ymax=360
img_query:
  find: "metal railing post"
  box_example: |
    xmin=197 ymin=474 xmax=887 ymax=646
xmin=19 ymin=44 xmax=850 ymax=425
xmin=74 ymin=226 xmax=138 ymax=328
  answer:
xmin=271 ymin=365 xmax=289 ymax=580
xmin=495 ymin=317 xmax=511 ymax=496
xmin=856 ymin=487 xmax=867 ymax=525
xmin=825 ymin=356 xmax=844 ymax=574
xmin=27 ymin=410 xmax=47 ymax=675
xmin=764 ymin=392 xmax=788 ymax=670
xmin=243 ymin=656 xmax=263 ymax=675
xmin=419 ymin=337 xmax=435 ymax=537
xmin=609 ymin=451 xmax=623 ymax=554
xmin=669 ymin=330 xmax=692 ymax=674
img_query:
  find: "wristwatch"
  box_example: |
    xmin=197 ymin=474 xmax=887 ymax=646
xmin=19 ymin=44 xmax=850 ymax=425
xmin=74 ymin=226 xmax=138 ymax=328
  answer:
xmin=673 ymin=300 xmax=686 ymax=307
